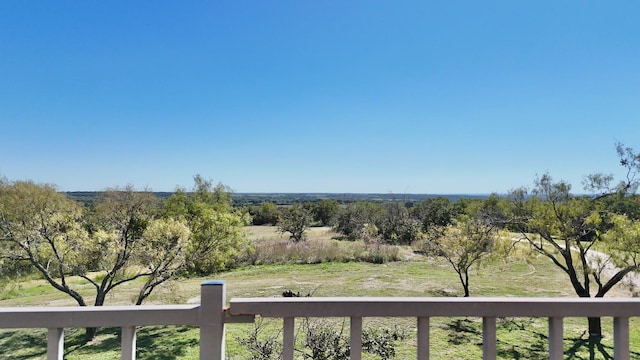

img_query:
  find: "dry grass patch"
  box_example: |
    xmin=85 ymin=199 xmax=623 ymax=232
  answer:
xmin=244 ymin=225 xmax=405 ymax=265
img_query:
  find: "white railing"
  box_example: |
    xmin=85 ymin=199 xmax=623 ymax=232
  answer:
xmin=0 ymin=281 xmax=252 ymax=360
xmin=1 ymin=280 xmax=640 ymax=359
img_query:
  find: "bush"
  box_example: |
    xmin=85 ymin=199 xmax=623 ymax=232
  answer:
xmin=236 ymin=319 xmax=282 ymax=360
xmin=238 ymin=318 xmax=407 ymax=360
xmin=362 ymin=326 xmax=408 ymax=359
xmin=304 ymin=320 xmax=350 ymax=360
xmin=251 ymin=202 xmax=281 ymax=226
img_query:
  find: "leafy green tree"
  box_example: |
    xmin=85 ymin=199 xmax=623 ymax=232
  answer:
xmin=0 ymin=180 xmax=91 ymax=308
xmin=278 ymin=204 xmax=313 ymax=242
xmin=601 ymin=193 xmax=640 ymax=220
xmin=0 ymin=176 xmax=35 ymax=280
xmin=252 ymin=201 xmax=281 ymax=225
xmin=334 ymin=202 xmax=385 ymax=240
xmin=507 ymin=143 xmax=640 ymax=337
xmin=410 ymin=197 xmax=458 ymax=232
xmin=379 ymin=201 xmax=421 ymax=245
xmin=89 ymin=186 xmax=160 ymax=307
xmin=312 ymin=199 xmax=340 ymax=226
xmin=163 ymin=175 xmax=251 ymax=275
xmin=135 ymin=217 xmax=190 ymax=304
xmin=0 ymin=176 xmax=252 ymax=339
xmin=0 ymin=181 xmax=181 ymax=339
xmin=469 ymin=194 xmax=506 ymax=217
xmin=426 ymin=216 xmax=497 ymax=297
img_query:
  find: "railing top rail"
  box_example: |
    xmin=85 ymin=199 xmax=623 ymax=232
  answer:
xmin=0 ymin=305 xmax=200 ymax=328
xmin=229 ymin=297 xmax=640 ymax=318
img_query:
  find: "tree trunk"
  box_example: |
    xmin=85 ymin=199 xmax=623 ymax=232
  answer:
xmin=84 ymin=291 xmax=107 ymax=341
xmin=84 ymin=327 xmax=97 ymax=342
xmin=574 ymin=286 xmax=601 ymax=339
xmin=456 ymin=269 xmax=470 ymax=297
xmin=463 ymin=270 xmax=470 ymax=297
xmin=588 ymin=317 xmax=602 ymax=339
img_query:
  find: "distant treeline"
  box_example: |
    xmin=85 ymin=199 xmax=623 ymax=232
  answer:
xmin=66 ymin=191 xmax=489 ymax=206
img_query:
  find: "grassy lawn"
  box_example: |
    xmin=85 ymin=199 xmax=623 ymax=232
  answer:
xmin=1 ymin=226 xmax=639 ymax=359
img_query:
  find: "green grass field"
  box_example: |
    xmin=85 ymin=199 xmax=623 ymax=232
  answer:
xmin=1 ymin=226 xmax=639 ymax=359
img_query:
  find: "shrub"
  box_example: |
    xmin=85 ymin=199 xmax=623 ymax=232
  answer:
xmin=236 ymin=319 xmax=282 ymax=360
xmin=362 ymin=326 xmax=408 ymax=359
xmin=239 ymin=318 xmax=407 ymax=360
xmin=304 ymin=320 xmax=350 ymax=360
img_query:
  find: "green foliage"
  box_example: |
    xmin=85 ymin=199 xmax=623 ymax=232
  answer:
xmin=425 ymin=216 xmax=497 ymax=297
xmin=601 ymin=193 xmax=640 ymax=220
xmin=0 ymin=175 xmax=252 ymax=340
xmin=0 ymin=181 xmax=187 ymax=338
xmin=601 ymin=214 xmax=640 ymax=268
xmin=277 ymin=204 xmax=313 ymax=242
xmin=87 ymin=186 xmax=164 ymax=310
xmin=135 ymin=218 xmax=191 ymax=304
xmin=334 ymin=202 xmax=385 ymax=241
xmin=0 ymin=180 xmax=91 ymax=306
xmin=508 ymin=173 xmax=628 ymax=298
xmin=312 ymin=199 xmax=340 ymax=226
xmin=251 ymin=202 xmax=281 ymax=225
xmin=303 ymin=320 xmax=350 ymax=360
xmin=379 ymin=201 xmax=421 ymax=245
xmin=239 ymin=318 xmax=408 ymax=360
xmin=236 ymin=319 xmax=282 ymax=360
xmin=362 ymin=326 xmax=408 ymax=360
xmin=163 ymin=175 xmax=252 ymax=275
xmin=505 ymin=144 xmax=640 ymax=337
xmin=410 ymin=197 xmax=458 ymax=232
xmin=187 ymin=208 xmax=251 ymax=274
xmin=91 ymin=186 xmax=159 ymax=274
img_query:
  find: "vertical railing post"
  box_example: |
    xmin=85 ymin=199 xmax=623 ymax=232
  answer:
xmin=121 ymin=326 xmax=137 ymax=360
xmin=47 ymin=328 xmax=64 ymax=360
xmin=200 ymin=280 xmax=226 ymax=360
xmin=482 ymin=317 xmax=496 ymax=360
xmin=417 ymin=317 xmax=430 ymax=360
xmin=548 ymin=317 xmax=563 ymax=360
xmin=350 ymin=316 xmax=362 ymax=360
xmin=614 ymin=317 xmax=630 ymax=360
xmin=283 ymin=317 xmax=295 ymax=360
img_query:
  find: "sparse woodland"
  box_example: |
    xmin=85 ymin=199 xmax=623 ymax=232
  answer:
xmin=1 ymin=144 xmax=640 ymax=356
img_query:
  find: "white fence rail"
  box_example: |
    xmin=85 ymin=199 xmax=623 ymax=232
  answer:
xmin=1 ymin=280 xmax=640 ymax=359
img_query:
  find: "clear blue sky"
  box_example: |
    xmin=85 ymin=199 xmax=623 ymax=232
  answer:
xmin=1 ymin=1 xmax=638 ymax=194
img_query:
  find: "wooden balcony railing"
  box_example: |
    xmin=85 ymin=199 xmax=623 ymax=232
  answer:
xmin=1 ymin=280 xmax=639 ymax=359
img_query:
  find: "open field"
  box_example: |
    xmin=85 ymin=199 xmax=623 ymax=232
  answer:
xmin=1 ymin=226 xmax=639 ymax=359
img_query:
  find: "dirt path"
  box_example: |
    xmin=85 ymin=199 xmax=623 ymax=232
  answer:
xmin=585 ymin=249 xmax=640 ymax=293
xmin=512 ymin=236 xmax=640 ymax=295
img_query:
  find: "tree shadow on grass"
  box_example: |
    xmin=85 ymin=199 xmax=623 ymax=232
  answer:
xmin=64 ymin=327 xmax=121 ymax=357
xmin=135 ymin=326 xmax=198 ymax=359
xmin=497 ymin=329 xmax=547 ymax=360
xmin=443 ymin=317 xmax=640 ymax=360
xmin=565 ymin=336 xmax=615 ymax=360
xmin=63 ymin=326 xmax=198 ymax=359
xmin=444 ymin=318 xmax=482 ymax=345
xmin=444 ymin=318 xmax=550 ymax=358
xmin=0 ymin=329 xmax=47 ymax=359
